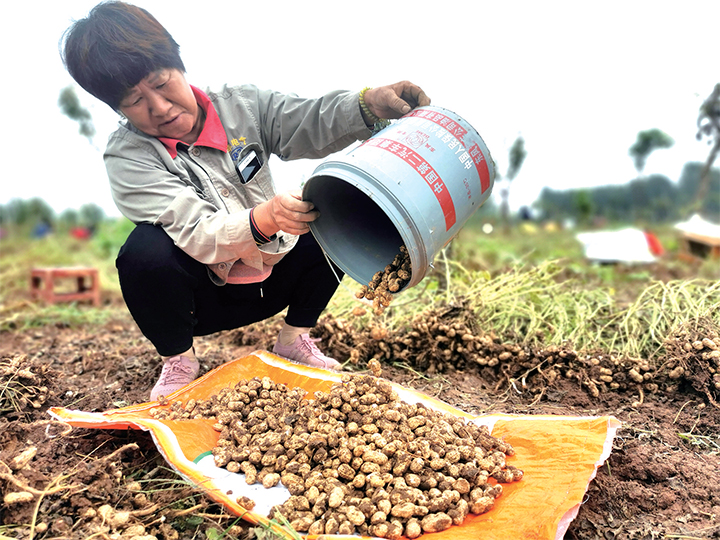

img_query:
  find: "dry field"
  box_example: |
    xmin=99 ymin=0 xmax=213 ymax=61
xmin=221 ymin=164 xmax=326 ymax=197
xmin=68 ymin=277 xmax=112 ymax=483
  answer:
xmin=1 ymin=229 xmax=719 ymax=540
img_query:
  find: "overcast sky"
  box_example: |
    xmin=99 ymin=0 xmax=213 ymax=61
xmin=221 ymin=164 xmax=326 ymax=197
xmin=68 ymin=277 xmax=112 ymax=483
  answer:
xmin=1 ymin=0 xmax=716 ymax=218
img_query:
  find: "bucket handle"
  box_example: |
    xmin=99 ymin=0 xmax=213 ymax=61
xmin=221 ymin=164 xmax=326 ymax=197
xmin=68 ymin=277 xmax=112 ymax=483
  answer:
xmin=319 ymin=247 xmax=373 ymax=308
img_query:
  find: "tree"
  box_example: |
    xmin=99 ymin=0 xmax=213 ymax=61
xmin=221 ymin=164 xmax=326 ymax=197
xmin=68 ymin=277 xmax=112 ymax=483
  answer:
xmin=59 ymin=208 xmax=80 ymax=228
xmin=695 ymin=83 xmax=720 ymax=215
xmin=58 ymin=85 xmax=96 ymax=144
xmin=79 ymin=203 xmax=105 ymax=230
xmin=628 ymin=129 xmax=674 ymax=177
xmin=678 ymin=162 xmax=720 ymax=221
xmin=26 ymin=198 xmax=55 ymax=226
xmin=0 ymin=198 xmax=55 ymax=226
xmin=536 ymin=173 xmax=682 ymax=225
xmin=499 ymin=136 xmax=527 ymax=232
xmin=573 ymin=190 xmax=594 ymax=226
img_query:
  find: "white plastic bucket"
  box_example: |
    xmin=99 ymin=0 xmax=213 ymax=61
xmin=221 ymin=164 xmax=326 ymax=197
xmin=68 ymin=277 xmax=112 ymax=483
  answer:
xmin=302 ymin=105 xmax=495 ymax=289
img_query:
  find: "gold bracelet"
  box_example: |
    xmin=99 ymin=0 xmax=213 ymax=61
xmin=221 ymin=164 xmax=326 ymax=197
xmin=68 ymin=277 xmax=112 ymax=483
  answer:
xmin=359 ymin=87 xmax=382 ymax=125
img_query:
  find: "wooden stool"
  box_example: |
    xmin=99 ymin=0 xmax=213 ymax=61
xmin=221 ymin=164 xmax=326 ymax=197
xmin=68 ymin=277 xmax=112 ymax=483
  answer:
xmin=30 ymin=267 xmax=101 ymax=307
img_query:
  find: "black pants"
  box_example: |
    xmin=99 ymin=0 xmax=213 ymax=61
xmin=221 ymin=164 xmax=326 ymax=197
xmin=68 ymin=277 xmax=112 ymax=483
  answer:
xmin=116 ymin=224 xmax=343 ymax=357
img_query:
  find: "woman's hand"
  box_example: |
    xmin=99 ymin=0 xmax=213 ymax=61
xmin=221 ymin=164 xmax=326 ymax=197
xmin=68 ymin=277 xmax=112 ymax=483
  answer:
xmin=252 ymin=190 xmax=319 ymax=237
xmin=362 ymin=81 xmax=431 ymax=121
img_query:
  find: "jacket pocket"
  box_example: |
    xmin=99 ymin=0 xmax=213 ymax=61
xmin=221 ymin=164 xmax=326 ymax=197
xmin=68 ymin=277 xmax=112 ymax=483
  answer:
xmin=232 ymin=143 xmax=275 ymax=203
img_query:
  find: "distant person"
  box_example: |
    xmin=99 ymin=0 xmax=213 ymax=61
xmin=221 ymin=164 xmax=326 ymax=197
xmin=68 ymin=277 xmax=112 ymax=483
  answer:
xmin=61 ymin=1 xmax=430 ymax=400
xmin=643 ymin=230 xmax=664 ymax=257
xmin=32 ymin=220 xmax=52 ymax=239
xmin=70 ymin=226 xmax=92 ymax=240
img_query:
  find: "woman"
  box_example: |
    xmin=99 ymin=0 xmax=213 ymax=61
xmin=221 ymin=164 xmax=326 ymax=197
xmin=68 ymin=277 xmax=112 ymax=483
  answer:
xmin=61 ymin=1 xmax=430 ymax=401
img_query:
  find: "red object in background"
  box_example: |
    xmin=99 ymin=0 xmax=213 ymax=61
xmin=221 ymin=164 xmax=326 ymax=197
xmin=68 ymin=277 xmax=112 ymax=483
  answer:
xmin=70 ymin=227 xmax=91 ymax=240
xmin=30 ymin=267 xmax=101 ymax=306
xmin=644 ymin=231 xmax=665 ymax=256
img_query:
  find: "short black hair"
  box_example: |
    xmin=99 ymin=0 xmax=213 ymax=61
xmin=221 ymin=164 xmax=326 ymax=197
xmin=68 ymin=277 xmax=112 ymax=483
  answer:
xmin=61 ymin=1 xmax=185 ymax=109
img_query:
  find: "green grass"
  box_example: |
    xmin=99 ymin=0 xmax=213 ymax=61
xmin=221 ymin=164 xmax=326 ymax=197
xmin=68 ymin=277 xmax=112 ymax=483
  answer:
xmin=1 ymin=217 xmax=718 ymax=362
xmin=326 ymin=257 xmax=719 ymax=361
xmin=323 ymin=219 xmax=720 ymax=361
xmin=455 ymin=220 xmax=718 ymax=281
xmin=0 ymin=219 xmax=133 ymax=330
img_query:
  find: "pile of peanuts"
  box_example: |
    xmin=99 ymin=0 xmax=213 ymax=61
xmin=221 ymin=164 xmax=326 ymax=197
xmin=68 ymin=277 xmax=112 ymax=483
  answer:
xmin=150 ymin=362 xmax=522 ymax=538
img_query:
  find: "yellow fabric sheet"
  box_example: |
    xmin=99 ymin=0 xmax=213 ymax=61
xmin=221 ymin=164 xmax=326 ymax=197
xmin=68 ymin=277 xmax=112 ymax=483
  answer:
xmin=49 ymin=351 xmax=619 ymax=540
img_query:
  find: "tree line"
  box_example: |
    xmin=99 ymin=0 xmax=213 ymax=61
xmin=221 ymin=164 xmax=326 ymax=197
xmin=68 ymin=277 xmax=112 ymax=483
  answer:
xmin=0 ymin=198 xmax=106 ymax=232
xmin=534 ymin=162 xmax=720 ymax=225
xmin=494 ymin=83 xmax=720 ymax=228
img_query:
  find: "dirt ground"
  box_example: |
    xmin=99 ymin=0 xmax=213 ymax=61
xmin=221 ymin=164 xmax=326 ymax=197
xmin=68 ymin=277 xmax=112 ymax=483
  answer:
xmin=1 ymin=287 xmax=719 ymax=540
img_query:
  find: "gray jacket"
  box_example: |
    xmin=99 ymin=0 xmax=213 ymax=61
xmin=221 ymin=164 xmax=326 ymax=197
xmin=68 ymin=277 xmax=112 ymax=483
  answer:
xmin=104 ymin=84 xmax=371 ymax=284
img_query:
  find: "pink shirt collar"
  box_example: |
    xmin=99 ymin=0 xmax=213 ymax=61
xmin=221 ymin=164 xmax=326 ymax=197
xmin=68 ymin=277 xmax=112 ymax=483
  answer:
xmin=158 ymin=85 xmax=227 ymax=158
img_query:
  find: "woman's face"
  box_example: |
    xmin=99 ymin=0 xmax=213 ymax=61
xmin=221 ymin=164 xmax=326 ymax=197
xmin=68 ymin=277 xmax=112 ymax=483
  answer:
xmin=118 ymin=69 xmax=202 ymax=143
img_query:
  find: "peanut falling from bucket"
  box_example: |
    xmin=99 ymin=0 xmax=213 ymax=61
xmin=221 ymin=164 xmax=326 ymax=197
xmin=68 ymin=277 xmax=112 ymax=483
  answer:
xmin=302 ymin=105 xmax=495 ymax=292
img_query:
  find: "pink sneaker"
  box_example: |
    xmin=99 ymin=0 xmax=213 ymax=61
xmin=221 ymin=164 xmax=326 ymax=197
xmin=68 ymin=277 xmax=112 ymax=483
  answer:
xmin=150 ymin=355 xmax=200 ymax=401
xmin=272 ymin=334 xmax=341 ymax=370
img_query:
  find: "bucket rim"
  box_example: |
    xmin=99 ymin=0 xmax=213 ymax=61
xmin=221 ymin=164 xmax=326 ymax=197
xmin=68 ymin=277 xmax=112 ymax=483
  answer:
xmin=303 ymin=162 xmax=429 ymax=288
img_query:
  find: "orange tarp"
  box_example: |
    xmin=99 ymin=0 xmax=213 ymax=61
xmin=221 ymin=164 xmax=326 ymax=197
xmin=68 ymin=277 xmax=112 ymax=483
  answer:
xmin=49 ymin=351 xmax=619 ymax=540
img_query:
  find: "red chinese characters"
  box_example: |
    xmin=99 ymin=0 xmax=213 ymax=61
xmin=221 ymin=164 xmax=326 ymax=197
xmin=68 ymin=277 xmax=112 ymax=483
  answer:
xmin=365 ymin=138 xmax=457 ymax=231
xmin=407 ymin=110 xmax=490 ymax=194
xmin=469 ymin=143 xmax=491 ymax=192
xmin=407 ymin=109 xmax=468 ymax=142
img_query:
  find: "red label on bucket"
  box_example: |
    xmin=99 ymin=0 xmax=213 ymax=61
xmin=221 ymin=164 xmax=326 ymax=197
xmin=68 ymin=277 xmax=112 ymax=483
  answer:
xmin=407 ymin=109 xmax=491 ymax=193
xmin=469 ymin=143 xmax=491 ymax=193
xmin=406 ymin=109 xmax=469 ymax=142
xmin=365 ymin=137 xmax=457 ymax=230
